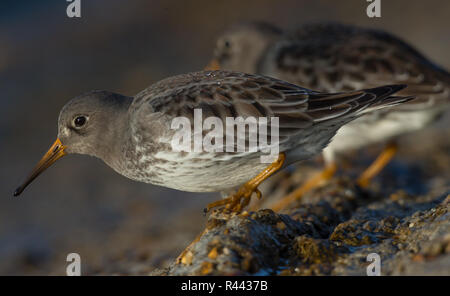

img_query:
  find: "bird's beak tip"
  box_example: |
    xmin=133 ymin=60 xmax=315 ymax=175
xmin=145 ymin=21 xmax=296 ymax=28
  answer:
xmin=14 ymin=138 xmax=67 ymax=197
xmin=13 ymin=188 xmax=21 ymax=197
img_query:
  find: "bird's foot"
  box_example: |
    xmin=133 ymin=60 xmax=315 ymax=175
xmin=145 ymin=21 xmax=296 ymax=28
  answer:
xmin=205 ymin=183 xmax=262 ymax=213
xmin=204 ymin=153 xmax=285 ymax=214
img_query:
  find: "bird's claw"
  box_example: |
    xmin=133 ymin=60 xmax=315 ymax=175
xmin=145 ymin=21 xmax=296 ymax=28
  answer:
xmin=205 ymin=184 xmax=261 ymax=213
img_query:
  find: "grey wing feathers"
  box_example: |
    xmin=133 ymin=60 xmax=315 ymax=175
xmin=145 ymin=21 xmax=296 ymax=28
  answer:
xmin=305 ymin=84 xmax=411 ymax=122
xmin=135 ymin=71 xmax=411 ymax=128
xmin=135 ymin=70 xmax=313 ymax=125
xmin=266 ymin=23 xmax=449 ymax=110
xmin=132 ymin=71 xmax=411 ymax=151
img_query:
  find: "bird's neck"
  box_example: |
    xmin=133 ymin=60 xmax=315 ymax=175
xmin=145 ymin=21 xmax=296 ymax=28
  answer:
xmin=99 ymin=98 xmax=134 ymax=173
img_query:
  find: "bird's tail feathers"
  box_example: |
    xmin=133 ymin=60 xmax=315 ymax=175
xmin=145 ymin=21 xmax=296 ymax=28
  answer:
xmin=354 ymin=84 xmax=415 ymax=115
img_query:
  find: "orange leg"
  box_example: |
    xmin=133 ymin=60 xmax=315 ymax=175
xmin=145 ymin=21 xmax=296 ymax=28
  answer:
xmin=357 ymin=142 xmax=398 ymax=188
xmin=204 ymin=59 xmax=220 ymax=71
xmin=270 ymin=163 xmax=337 ymax=212
xmin=205 ymin=153 xmax=286 ymax=213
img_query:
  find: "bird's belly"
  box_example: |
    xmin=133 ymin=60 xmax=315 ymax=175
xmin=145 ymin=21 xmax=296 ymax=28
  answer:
xmin=122 ymin=150 xmax=269 ymax=193
xmin=327 ymin=109 xmax=440 ymax=153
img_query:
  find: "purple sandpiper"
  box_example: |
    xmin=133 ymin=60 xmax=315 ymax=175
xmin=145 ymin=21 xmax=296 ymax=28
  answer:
xmin=14 ymin=70 xmax=413 ymax=212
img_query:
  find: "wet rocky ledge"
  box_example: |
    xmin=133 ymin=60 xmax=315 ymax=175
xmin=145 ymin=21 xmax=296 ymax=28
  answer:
xmin=151 ymin=176 xmax=449 ymax=276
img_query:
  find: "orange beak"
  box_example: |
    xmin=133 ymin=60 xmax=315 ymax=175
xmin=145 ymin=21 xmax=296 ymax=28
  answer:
xmin=14 ymin=138 xmax=67 ymax=196
xmin=204 ymin=59 xmax=220 ymax=71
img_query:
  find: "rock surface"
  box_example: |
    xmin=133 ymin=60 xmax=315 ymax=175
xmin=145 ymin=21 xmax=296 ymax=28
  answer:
xmin=152 ymin=178 xmax=449 ymax=275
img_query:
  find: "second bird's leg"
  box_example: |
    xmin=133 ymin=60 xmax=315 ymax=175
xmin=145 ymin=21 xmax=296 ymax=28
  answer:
xmin=357 ymin=141 xmax=398 ymax=188
xmin=270 ymin=163 xmax=337 ymax=212
xmin=205 ymin=153 xmax=286 ymax=213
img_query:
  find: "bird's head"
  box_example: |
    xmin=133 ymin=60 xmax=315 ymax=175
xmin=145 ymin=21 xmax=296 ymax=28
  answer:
xmin=14 ymin=90 xmax=132 ymax=196
xmin=205 ymin=22 xmax=283 ymax=73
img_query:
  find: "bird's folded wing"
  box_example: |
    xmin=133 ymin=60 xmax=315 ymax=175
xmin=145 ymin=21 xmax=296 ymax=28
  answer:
xmin=266 ymin=24 xmax=449 ymax=110
xmin=131 ymin=71 xmax=407 ymax=153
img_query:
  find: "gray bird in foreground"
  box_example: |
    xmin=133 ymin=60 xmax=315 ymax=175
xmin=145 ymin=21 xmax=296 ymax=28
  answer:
xmin=14 ymin=70 xmax=412 ymax=212
xmin=209 ymin=22 xmax=450 ymax=210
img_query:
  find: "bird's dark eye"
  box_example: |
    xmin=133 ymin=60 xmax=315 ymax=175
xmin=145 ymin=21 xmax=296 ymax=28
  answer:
xmin=73 ymin=116 xmax=87 ymax=128
xmin=224 ymin=40 xmax=231 ymax=48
